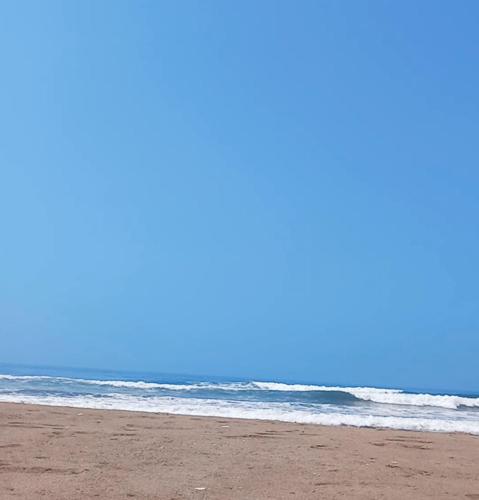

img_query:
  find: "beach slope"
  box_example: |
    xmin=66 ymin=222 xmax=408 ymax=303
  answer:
xmin=0 ymin=402 xmax=478 ymax=499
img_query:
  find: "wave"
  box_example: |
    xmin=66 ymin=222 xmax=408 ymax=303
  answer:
xmin=2 ymin=374 xmax=478 ymax=410
xmin=250 ymin=382 xmax=479 ymax=410
xmin=1 ymin=392 xmax=478 ymax=435
xmin=0 ymin=374 xmax=214 ymax=391
xmin=0 ymin=375 xmax=59 ymax=381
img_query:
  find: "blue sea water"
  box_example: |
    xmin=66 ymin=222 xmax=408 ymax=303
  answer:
xmin=1 ymin=364 xmax=478 ymax=435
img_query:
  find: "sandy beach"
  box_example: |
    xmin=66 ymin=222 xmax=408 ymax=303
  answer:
xmin=0 ymin=403 xmax=477 ymax=499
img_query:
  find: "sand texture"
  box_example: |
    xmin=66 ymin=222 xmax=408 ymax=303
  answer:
xmin=0 ymin=402 xmax=478 ymax=499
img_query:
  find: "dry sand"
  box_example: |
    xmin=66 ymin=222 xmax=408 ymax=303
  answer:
xmin=0 ymin=402 xmax=478 ymax=499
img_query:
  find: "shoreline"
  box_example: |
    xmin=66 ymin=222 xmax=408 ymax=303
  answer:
xmin=1 ymin=402 xmax=479 ymax=499
xmin=2 ymin=371 xmax=478 ymax=435
xmin=2 ymin=395 xmax=478 ymax=435
xmin=0 ymin=399 xmax=477 ymax=437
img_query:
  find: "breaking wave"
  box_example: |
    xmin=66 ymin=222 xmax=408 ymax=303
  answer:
xmin=250 ymin=382 xmax=479 ymax=410
xmin=1 ymin=374 xmax=478 ymax=410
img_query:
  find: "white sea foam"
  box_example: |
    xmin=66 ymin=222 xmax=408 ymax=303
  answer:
xmin=0 ymin=374 xmax=204 ymax=391
xmin=0 ymin=375 xmax=58 ymax=381
xmin=251 ymin=381 xmax=402 ymax=393
xmin=76 ymin=379 xmax=197 ymax=390
xmin=251 ymin=382 xmax=479 ymax=410
xmin=1 ymin=374 xmax=478 ymax=410
xmin=339 ymin=389 xmax=479 ymax=410
xmin=1 ymin=392 xmax=478 ymax=435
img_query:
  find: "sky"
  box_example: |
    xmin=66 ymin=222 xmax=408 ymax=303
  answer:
xmin=1 ymin=1 xmax=478 ymax=392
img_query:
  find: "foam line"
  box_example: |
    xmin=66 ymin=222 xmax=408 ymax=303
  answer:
xmin=1 ymin=392 xmax=478 ymax=435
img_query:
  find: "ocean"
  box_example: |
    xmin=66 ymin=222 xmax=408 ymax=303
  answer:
xmin=1 ymin=364 xmax=478 ymax=435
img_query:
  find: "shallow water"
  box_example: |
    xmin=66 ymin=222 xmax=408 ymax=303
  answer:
xmin=1 ymin=364 xmax=478 ymax=434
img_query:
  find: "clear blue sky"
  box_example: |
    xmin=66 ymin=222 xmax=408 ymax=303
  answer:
xmin=1 ymin=1 xmax=478 ymax=391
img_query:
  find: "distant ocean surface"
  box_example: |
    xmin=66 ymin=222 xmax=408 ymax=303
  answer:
xmin=1 ymin=364 xmax=478 ymax=435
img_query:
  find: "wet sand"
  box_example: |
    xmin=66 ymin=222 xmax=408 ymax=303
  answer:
xmin=0 ymin=402 xmax=478 ymax=499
